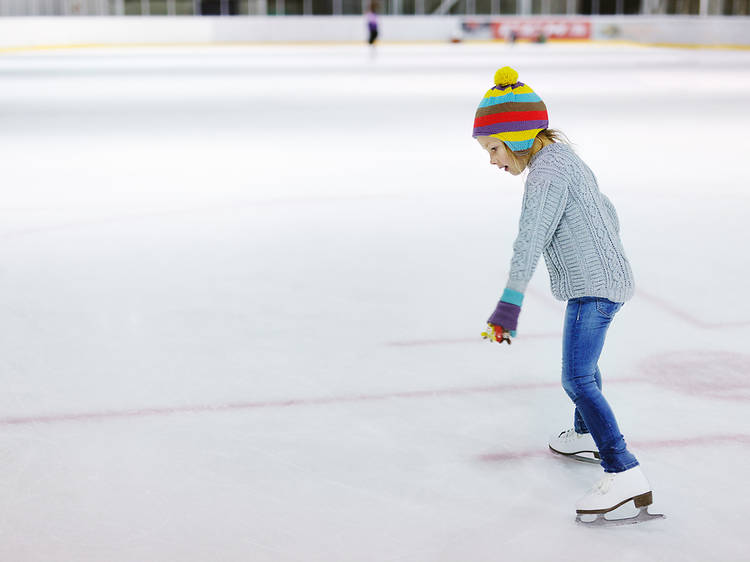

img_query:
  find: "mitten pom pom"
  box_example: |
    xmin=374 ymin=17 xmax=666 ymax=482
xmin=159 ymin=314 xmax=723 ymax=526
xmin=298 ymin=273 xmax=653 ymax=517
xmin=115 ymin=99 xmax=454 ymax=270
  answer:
xmin=494 ymin=66 xmax=519 ymax=87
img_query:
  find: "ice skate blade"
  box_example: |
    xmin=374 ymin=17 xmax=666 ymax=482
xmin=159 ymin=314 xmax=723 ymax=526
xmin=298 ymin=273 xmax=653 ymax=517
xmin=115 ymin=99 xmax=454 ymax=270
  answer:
xmin=576 ymin=507 xmax=666 ymax=527
xmin=548 ymin=445 xmax=600 ymax=464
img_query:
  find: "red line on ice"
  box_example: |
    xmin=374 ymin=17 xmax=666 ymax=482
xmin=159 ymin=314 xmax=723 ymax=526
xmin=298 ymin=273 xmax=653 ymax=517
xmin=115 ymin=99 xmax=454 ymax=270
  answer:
xmin=636 ymin=289 xmax=750 ymax=329
xmin=0 ymin=377 xmax=640 ymax=427
xmin=478 ymin=434 xmax=750 ymax=463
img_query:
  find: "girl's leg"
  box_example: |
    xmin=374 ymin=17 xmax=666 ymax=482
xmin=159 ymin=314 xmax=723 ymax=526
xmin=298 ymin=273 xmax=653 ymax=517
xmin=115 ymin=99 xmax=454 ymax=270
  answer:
xmin=573 ymin=365 xmax=601 ymax=433
xmin=562 ymin=298 xmax=638 ymax=473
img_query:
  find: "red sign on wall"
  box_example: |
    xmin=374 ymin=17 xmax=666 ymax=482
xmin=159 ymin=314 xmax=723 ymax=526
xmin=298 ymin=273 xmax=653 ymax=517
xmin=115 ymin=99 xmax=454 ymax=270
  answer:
xmin=462 ymin=19 xmax=592 ymax=41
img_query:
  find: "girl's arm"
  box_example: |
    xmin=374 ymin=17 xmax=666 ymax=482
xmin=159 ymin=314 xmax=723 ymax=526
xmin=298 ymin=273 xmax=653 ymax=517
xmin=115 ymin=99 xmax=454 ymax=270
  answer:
xmin=507 ymin=174 xmax=568 ymax=294
xmin=487 ymin=174 xmax=568 ymax=336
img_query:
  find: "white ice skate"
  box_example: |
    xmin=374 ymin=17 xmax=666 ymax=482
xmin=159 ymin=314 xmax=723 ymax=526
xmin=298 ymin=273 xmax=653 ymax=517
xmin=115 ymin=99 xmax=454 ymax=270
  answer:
xmin=549 ymin=428 xmax=600 ymax=464
xmin=575 ymin=466 xmax=665 ymax=526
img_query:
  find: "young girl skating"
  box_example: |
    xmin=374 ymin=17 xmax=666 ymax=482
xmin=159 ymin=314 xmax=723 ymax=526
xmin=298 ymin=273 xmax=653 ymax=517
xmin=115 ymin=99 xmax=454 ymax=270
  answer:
xmin=474 ymin=67 xmax=663 ymax=526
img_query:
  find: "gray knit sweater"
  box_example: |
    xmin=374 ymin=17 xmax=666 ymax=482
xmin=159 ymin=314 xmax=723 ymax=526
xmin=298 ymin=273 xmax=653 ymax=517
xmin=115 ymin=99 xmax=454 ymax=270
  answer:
xmin=506 ymin=143 xmax=635 ymax=303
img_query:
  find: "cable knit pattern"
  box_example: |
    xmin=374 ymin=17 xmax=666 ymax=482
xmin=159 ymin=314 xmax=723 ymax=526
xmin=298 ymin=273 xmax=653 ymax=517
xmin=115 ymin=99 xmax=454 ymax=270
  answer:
xmin=505 ymin=143 xmax=634 ymax=303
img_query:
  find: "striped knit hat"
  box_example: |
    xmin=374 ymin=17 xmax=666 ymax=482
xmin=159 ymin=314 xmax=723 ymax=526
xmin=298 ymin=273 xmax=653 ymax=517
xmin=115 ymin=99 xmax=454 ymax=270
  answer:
xmin=472 ymin=67 xmax=548 ymax=152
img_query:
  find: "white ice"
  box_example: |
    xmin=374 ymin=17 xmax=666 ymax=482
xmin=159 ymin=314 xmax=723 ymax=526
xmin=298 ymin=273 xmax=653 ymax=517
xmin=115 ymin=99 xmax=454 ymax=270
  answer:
xmin=1 ymin=41 xmax=749 ymax=561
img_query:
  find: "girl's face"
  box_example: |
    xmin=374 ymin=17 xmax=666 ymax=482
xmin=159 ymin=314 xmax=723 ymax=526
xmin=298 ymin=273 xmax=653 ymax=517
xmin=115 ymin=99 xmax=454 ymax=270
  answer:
xmin=476 ymin=136 xmax=522 ymax=176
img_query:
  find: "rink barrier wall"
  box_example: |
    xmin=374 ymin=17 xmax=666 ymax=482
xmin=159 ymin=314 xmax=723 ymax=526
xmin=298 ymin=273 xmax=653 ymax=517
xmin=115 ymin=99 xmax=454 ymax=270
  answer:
xmin=0 ymin=16 xmax=749 ymax=50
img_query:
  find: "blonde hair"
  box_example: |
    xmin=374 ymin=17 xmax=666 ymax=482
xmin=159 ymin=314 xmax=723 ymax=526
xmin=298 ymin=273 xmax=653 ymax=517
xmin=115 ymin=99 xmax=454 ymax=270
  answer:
xmin=505 ymin=129 xmax=569 ymax=173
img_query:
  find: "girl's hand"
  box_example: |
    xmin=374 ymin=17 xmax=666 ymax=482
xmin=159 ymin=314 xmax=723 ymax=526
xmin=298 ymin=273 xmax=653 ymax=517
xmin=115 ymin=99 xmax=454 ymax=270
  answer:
xmin=481 ymin=323 xmax=512 ymax=345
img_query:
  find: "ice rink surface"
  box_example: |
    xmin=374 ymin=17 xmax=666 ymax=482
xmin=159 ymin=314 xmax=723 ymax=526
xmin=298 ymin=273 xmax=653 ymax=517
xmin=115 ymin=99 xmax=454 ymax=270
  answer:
xmin=1 ymin=40 xmax=749 ymax=561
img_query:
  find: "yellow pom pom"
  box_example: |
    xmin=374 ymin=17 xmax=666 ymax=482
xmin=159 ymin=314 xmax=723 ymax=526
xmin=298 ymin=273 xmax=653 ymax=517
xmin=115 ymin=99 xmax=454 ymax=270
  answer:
xmin=494 ymin=66 xmax=519 ymax=87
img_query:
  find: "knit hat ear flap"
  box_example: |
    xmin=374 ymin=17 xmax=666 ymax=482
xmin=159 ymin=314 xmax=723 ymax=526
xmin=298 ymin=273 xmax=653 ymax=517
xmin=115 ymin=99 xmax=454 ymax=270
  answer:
xmin=472 ymin=66 xmax=549 ymax=152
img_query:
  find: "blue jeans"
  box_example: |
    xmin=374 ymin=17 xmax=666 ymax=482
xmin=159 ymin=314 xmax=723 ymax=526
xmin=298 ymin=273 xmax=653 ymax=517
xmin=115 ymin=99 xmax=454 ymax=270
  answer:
xmin=562 ymin=297 xmax=639 ymax=473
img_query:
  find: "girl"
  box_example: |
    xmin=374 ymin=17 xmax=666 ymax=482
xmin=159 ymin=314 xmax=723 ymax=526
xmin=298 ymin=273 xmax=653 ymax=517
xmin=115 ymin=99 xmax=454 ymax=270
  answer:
xmin=474 ymin=67 xmax=662 ymax=525
xmin=365 ymin=2 xmax=379 ymax=48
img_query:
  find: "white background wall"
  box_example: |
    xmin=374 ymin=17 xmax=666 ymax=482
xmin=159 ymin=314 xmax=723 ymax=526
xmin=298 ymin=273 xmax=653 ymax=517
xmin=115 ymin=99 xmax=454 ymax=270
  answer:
xmin=0 ymin=16 xmax=749 ymax=49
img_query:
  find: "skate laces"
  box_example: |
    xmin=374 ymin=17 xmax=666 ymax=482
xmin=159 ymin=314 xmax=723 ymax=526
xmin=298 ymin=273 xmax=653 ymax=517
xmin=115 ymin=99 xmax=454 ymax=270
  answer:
xmin=559 ymin=429 xmax=579 ymax=442
xmin=593 ymin=473 xmax=617 ymax=495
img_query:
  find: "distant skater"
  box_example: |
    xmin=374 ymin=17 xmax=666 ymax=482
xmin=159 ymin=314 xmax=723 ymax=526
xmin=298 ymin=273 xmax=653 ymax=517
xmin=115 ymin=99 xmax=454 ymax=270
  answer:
xmin=474 ymin=67 xmax=664 ymax=526
xmin=366 ymin=2 xmax=379 ymax=50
